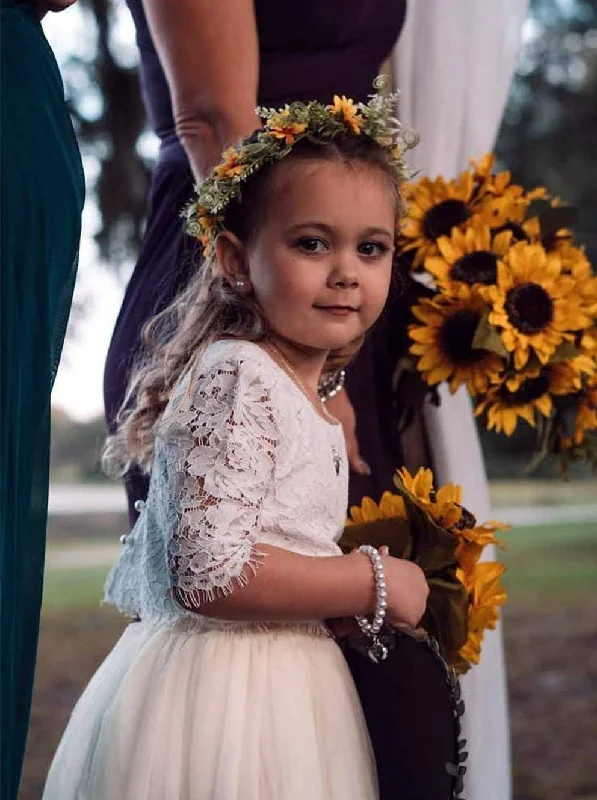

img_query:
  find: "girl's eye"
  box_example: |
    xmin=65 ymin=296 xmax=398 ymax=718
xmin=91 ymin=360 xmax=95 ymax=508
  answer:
xmin=295 ymin=236 xmax=328 ymax=253
xmin=358 ymin=241 xmax=390 ymax=258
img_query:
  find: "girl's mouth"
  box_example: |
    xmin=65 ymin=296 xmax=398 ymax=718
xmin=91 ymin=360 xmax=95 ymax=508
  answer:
xmin=313 ymin=305 xmax=358 ymax=316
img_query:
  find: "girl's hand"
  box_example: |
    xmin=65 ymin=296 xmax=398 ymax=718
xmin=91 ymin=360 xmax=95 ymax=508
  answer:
xmin=325 ymin=389 xmax=370 ymax=476
xmin=378 ymin=546 xmax=429 ymax=629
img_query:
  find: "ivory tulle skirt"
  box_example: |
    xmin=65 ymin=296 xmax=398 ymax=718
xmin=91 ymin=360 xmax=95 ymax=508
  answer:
xmin=42 ymin=620 xmax=378 ymax=800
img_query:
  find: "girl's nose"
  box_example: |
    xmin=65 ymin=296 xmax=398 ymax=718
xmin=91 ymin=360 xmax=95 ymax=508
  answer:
xmin=333 ymin=275 xmax=359 ymax=289
xmin=330 ymin=255 xmax=360 ymax=289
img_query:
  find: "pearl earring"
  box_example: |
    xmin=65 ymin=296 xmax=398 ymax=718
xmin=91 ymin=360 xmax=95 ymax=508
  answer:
xmin=235 ymin=280 xmax=245 ymax=288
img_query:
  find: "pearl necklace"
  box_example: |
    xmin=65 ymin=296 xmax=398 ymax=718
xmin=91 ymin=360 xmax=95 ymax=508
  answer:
xmin=266 ymin=341 xmax=339 ymax=426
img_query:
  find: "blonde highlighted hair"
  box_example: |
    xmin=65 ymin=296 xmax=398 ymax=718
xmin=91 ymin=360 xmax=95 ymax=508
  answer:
xmin=103 ymin=134 xmax=406 ymax=477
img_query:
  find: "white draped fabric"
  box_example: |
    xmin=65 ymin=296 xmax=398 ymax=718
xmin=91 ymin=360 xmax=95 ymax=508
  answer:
xmin=392 ymin=3 xmax=529 ymax=799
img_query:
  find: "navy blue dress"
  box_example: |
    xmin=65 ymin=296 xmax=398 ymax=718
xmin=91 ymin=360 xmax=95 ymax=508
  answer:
xmin=103 ymin=4 xmax=460 ymax=797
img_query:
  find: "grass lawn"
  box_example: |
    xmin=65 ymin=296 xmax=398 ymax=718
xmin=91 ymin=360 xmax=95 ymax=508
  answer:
xmin=42 ymin=565 xmax=113 ymax=610
xmin=500 ymin=520 xmax=597 ymax=605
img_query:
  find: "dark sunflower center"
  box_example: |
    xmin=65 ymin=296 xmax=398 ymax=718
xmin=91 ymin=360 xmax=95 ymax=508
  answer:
xmin=438 ymin=310 xmax=482 ymax=364
xmin=505 ymin=282 xmax=554 ymax=334
xmin=422 ymin=200 xmax=470 ymax=241
xmin=494 ymin=222 xmax=528 ymax=242
xmin=450 ymin=251 xmax=498 ymax=285
xmin=450 ymin=504 xmax=478 ymax=531
xmin=498 ymin=374 xmax=550 ymax=405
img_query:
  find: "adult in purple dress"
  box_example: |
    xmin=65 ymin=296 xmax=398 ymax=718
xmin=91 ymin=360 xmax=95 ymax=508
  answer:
xmin=103 ymin=0 xmax=430 ymax=522
xmin=103 ymin=3 xmax=456 ymax=797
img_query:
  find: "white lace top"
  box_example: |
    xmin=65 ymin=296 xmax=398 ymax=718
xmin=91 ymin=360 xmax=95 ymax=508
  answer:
xmin=104 ymin=340 xmax=348 ymax=631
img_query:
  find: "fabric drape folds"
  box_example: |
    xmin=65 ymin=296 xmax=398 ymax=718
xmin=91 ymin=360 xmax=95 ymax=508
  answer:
xmin=0 ymin=2 xmax=84 ymax=796
xmin=392 ymin=3 xmax=529 ymax=799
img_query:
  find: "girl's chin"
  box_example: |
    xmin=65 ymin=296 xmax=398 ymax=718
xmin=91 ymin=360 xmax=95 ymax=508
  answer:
xmin=272 ymin=318 xmax=371 ymax=353
xmin=291 ymin=333 xmax=366 ymax=354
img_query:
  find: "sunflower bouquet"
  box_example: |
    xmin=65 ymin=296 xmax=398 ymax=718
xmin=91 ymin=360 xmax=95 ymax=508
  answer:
xmin=339 ymin=467 xmax=509 ymax=675
xmin=398 ymin=154 xmax=597 ymax=472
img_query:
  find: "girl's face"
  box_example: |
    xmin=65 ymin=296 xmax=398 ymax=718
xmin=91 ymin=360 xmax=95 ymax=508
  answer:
xmin=240 ymin=158 xmax=397 ymax=354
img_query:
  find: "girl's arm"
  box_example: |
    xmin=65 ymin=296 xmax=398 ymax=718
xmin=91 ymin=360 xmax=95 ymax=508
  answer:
xmin=175 ymin=545 xmax=378 ymax=621
xmin=175 ymin=544 xmax=429 ymax=630
xmin=141 ymin=0 xmax=261 ymax=180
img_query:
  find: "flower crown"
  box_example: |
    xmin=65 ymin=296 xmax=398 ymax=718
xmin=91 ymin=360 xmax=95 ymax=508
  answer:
xmin=184 ymin=76 xmax=419 ymax=258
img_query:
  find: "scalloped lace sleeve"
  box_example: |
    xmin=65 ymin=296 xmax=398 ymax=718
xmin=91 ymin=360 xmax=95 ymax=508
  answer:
xmin=162 ymin=358 xmax=278 ymax=610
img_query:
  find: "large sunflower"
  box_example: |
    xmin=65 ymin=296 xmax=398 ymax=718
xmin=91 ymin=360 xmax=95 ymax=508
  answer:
xmin=395 ymin=467 xmax=463 ymax=529
xmin=551 ymin=238 xmax=597 ymax=313
xmin=399 ymin=154 xmax=548 ymax=270
xmin=409 ymin=287 xmax=505 ymax=395
xmin=457 ymin=562 xmax=507 ymax=667
xmin=475 ymin=372 xmax=553 ymax=435
xmin=486 ymin=242 xmax=589 ymax=370
xmin=425 ymin=224 xmax=512 ymax=293
xmin=347 ymin=491 xmax=407 ymax=526
xmin=396 ymin=467 xmax=508 ymax=576
xmin=476 ymin=356 xmax=596 ymax=438
xmin=399 ymin=172 xmax=477 ymax=267
xmin=454 ymin=519 xmax=509 ymax=577
xmin=504 ymin=355 xmax=595 ymax=395
xmin=469 ymin=153 xmax=547 ymax=228
xmin=347 ymin=467 xmax=463 ymax=530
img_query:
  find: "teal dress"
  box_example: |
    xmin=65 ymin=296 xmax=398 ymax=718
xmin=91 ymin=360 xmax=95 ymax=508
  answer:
xmin=0 ymin=2 xmax=84 ymax=796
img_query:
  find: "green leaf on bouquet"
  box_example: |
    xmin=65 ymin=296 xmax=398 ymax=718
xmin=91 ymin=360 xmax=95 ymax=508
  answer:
xmin=471 ymin=312 xmax=509 ymax=357
xmin=548 ymin=341 xmax=583 ymax=363
xmin=339 ymin=517 xmax=414 ymax=560
xmin=528 ymin=200 xmax=579 ymax=239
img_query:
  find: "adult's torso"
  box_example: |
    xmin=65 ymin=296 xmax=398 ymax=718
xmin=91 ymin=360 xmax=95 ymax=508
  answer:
xmin=126 ymin=0 xmax=406 ymax=148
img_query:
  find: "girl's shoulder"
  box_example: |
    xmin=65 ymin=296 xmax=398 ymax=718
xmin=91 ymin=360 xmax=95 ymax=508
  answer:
xmin=197 ymin=339 xmax=284 ymax=394
xmin=164 ymin=339 xmax=285 ymax=424
xmin=200 ymin=338 xmax=276 ymax=373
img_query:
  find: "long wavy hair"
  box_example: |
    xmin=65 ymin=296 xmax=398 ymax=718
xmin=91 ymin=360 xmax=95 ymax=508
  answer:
xmin=103 ymin=134 xmax=406 ymax=477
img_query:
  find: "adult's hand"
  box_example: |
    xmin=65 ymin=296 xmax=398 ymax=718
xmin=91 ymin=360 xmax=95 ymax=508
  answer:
xmin=326 ymin=389 xmax=371 ymax=476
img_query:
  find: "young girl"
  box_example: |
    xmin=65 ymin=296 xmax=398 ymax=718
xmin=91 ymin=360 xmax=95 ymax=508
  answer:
xmin=43 ymin=90 xmax=430 ymax=800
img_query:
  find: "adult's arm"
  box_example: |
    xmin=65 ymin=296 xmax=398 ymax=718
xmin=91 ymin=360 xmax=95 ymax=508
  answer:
xmin=142 ymin=0 xmax=261 ymax=180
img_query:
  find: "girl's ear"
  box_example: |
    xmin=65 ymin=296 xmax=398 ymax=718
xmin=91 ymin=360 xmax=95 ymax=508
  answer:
xmin=216 ymin=231 xmax=252 ymax=293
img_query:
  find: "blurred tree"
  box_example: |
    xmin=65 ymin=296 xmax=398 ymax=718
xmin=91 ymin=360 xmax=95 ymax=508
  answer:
xmin=50 ymin=409 xmax=108 ymax=483
xmin=61 ymin=0 xmax=150 ymax=271
xmin=496 ymin=0 xmax=597 ymax=264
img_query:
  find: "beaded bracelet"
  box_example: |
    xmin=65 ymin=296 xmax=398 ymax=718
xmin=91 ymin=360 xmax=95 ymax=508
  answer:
xmin=318 ymin=369 xmax=346 ymax=402
xmin=354 ymin=544 xmax=389 ymax=663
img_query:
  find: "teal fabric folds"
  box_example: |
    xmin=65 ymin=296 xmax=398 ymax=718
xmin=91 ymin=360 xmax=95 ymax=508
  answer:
xmin=1 ymin=2 xmax=84 ymax=795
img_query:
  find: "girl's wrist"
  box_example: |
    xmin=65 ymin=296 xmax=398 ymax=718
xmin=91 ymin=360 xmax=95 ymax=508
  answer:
xmin=354 ymin=545 xmax=390 ymax=662
xmin=354 ymin=546 xmax=388 ymax=632
xmin=345 ymin=549 xmax=379 ymax=616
